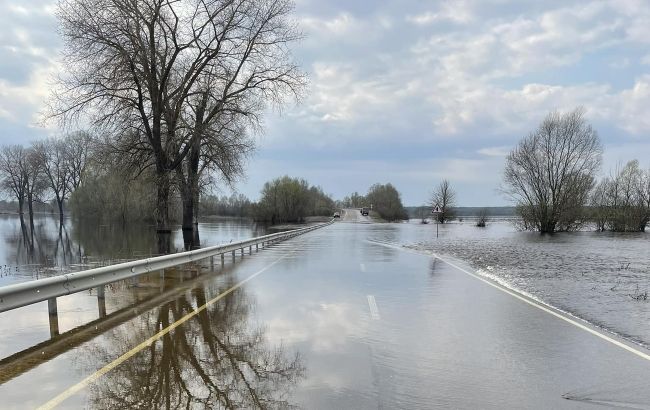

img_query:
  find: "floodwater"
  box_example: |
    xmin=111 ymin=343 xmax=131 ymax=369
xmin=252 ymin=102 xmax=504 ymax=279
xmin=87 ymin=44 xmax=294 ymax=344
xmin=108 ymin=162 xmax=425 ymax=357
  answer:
xmin=0 ymin=214 xmax=268 ymax=287
xmin=1 ymin=216 xmax=650 ymax=409
xmin=400 ymin=219 xmax=650 ymax=348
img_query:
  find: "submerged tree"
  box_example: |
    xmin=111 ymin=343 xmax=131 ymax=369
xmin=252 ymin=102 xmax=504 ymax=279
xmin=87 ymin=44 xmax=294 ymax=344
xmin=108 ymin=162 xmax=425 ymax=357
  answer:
xmin=254 ymin=176 xmax=333 ymax=223
xmin=431 ymin=180 xmax=456 ymax=223
xmin=365 ymin=183 xmax=408 ymax=221
xmin=476 ymin=208 xmax=489 ymax=227
xmin=0 ymin=145 xmax=28 ymax=216
xmin=590 ymin=160 xmax=650 ymax=232
xmin=503 ymin=108 xmax=602 ymax=233
xmin=34 ymin=138 xmax=72 ymax=223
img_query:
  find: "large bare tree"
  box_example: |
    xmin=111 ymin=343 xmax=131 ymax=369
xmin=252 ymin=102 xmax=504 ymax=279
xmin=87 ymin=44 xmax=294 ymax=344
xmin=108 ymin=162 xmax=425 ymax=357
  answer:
xmin=503 ymin=107 xmax=602 ymax=233
xmin=53 ymin=0 xmax=303 ymax=233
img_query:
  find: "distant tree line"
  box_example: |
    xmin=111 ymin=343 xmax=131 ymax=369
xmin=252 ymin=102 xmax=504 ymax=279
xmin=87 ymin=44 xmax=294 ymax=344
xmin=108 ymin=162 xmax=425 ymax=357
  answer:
xmin=200 ymin=194 xmax=253 ymax=218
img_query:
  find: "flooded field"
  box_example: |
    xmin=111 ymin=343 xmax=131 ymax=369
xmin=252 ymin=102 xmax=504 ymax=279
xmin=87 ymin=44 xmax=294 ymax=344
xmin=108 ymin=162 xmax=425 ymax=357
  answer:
xmin=0 ymin=214 xmax=268 ymax=287
xmin=394 ymin=219 xmax=650 ymax=348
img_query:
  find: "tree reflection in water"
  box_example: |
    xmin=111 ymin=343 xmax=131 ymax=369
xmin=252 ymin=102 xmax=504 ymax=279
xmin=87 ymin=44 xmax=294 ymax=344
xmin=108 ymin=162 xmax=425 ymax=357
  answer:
xmin=84 ymin=280 xmax=304 ymax=409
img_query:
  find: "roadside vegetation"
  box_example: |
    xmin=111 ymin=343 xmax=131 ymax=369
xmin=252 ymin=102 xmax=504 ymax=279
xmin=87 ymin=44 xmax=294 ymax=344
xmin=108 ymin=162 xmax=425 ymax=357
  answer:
xmin=365 ymin=183 xmax=409 ymax=221
xmin=253 ymin=176 xmax=334 ymax=224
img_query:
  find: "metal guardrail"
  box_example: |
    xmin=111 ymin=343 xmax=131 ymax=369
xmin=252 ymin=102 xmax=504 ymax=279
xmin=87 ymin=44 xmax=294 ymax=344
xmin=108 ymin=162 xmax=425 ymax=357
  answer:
xmin=0 ymin=220 xmax=332 ymax=314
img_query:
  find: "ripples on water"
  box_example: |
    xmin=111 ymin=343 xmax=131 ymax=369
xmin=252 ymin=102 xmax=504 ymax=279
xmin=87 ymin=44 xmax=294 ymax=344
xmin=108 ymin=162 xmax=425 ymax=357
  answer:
xmin=0 ymin=215 xmax=267 ymax=287
xmin=387 ymin=219 xmax=650 ymax=348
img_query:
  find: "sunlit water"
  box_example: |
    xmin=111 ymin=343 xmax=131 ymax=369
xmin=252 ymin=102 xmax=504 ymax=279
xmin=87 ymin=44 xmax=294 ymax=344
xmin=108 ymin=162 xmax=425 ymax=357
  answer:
xmin=0 ymin=214 xmax=268 ymax=287
xmin=388 ymin=219 xmax=650 ymax=348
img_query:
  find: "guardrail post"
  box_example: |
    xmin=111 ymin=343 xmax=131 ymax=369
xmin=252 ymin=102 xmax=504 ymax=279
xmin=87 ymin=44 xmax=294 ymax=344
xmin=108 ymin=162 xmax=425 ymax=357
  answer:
xmin=231 ymin=250 xmax=235 ymax=262
xmin=97 ymin=285 xmax=106 ymax=318
xmin=256 ymin=243 xmax=259 ymax=252
xmin=221 ymin=253 xmax=225 ymax=266
xmin=48 ymin=298 xmax=59 ymax=338
xmin=160 ymin=270 xmax=165 ymax=292
xmin=210 ymin=255 xmax=214 ymax=270
xmin=249 ymin=245 xmax=252 ymax=255
xmin=240 ymin=248 xmax=244 ymax=256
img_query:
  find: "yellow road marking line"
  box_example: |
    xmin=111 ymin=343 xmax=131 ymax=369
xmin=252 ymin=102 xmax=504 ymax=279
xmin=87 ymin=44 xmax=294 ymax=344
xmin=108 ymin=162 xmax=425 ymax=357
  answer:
xmin=367 ymin=239 xmax=650 ymax=363
xmin=38 ymin=253 xmax=290 ymax=410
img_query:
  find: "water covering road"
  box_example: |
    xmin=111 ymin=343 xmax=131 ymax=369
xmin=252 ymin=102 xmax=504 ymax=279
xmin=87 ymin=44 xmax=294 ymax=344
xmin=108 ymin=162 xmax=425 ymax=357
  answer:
xmin=1 ymin=215 xmax=650 ymax=408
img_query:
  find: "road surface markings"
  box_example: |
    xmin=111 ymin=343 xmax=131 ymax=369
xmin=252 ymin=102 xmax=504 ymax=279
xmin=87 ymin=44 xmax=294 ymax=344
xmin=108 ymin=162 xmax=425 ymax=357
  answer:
xmin=37 ymin=253 xmax=292 ymax=410
xmin=367 ymin=295 xmax=381 ymax=320
xmin=360 ymin=263 xmax=366 ymax=272
xmin=366 ymin=239 xmax=650 ymax=363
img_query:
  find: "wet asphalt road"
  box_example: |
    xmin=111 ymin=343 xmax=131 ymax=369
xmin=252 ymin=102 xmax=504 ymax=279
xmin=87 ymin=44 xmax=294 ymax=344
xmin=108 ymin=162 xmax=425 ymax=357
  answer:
xmin=1 ymin=217 xmax=650 ymax=409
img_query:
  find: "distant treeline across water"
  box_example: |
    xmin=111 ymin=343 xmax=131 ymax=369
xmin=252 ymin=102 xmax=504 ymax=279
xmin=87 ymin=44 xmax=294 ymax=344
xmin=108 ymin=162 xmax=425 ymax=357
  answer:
xmin=406 ymin=206 xmax=517 ymax=219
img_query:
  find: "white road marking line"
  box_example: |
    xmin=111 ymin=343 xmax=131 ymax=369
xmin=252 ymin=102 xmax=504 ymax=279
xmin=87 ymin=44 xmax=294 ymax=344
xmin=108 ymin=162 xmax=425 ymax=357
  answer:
xmin=360 ymin=263 xmax=366 ymax=272
xmin=366 ymin=239 xmax=650 ymax=363
xmin=367 ymin=295 xmax=380 ymax=320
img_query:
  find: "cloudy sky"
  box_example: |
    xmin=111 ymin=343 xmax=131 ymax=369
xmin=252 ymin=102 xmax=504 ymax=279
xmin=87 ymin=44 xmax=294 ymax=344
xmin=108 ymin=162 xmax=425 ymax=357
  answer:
xmin=1 ymin=0 xmax=650 ymax=206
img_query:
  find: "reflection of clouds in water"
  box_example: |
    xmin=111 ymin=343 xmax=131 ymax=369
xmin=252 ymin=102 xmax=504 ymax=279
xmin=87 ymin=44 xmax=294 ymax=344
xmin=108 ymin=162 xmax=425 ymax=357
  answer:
xmin=266 ymin=302 xmax=365 ymax=352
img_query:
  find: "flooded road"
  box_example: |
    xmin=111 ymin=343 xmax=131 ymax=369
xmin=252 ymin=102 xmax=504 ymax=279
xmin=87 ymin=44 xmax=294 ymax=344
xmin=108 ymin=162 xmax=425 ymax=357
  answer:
xmin=1 ymin=219 xmax=650 ymax=408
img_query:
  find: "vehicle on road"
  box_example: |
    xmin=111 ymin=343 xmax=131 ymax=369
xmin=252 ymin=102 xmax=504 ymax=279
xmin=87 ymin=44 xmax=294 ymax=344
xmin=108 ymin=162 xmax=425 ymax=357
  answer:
xmin=361 ymin=207 xmax=369 ymax=216
xmin=333 ymin=212 xmax=340 ymax=218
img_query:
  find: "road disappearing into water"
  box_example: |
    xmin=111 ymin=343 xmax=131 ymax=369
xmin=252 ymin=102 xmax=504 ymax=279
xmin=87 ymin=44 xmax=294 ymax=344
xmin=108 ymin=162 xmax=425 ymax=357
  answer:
xmin=1 ymin=219 xmax=650 ymax=408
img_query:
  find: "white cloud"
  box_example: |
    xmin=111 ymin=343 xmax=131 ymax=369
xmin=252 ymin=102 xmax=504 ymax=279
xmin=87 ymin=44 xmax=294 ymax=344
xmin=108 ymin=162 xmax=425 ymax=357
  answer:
xmin=406 ymin=2 xmax=474 ymax=25
xmin=478 ymin=146 xmax=510 ymax=157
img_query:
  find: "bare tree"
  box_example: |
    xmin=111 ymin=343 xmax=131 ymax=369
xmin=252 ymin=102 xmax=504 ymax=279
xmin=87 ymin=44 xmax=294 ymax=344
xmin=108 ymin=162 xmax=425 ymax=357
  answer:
xmin=476 ymin=208 xmax=489 ymax=227
xmin=53 ymin=0 xmax=304 ymax=234
xmin=591 ymin=160 xmax=650 ymax=231
xmin=25 ymin=147 xmax=47 ymax=232
xmin=503 ymin=107 xmax=602 ymax=233
xmin=431 ymin=180 xmax=456 ymax=223
xmin=34 ymin=138 xmax=72 ymax=223
xmin=0 ymin=145 xmax=28 ymax=215
xmin=65 ymin=131 xmax=92 ymax=191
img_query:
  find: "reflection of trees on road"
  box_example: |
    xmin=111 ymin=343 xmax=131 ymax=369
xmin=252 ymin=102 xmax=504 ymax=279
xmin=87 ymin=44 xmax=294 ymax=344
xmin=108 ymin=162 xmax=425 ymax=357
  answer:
xmin=86 ymin=281 xmax=304 ymax=409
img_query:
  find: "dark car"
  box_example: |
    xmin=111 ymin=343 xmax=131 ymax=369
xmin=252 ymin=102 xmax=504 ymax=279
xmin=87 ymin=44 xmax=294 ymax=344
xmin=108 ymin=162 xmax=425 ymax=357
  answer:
xmin=361 ymin=207 xmax=369 ymax=216
xmin=333 ymin=212 xmax=340 ymax=218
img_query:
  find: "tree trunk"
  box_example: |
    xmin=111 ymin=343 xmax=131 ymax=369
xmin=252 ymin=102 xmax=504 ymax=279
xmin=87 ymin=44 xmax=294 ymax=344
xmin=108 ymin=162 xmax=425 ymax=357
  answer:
xmin=176 ymin=168 xmax=194 ymax=232
xmin=57 ymin=198 xmax=64 ymax=224
xmin=177 ymin=138 xmax=201 ymax=232
xmin=192 ymin=181 xmax=199 ymax=226
xmin=27 ymin=192 xmax=34 ymax=229
xmin=182 ymin=227 xmax=200 ymax=251
xmin=156 ymin=170 xmax=171 ymax=233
